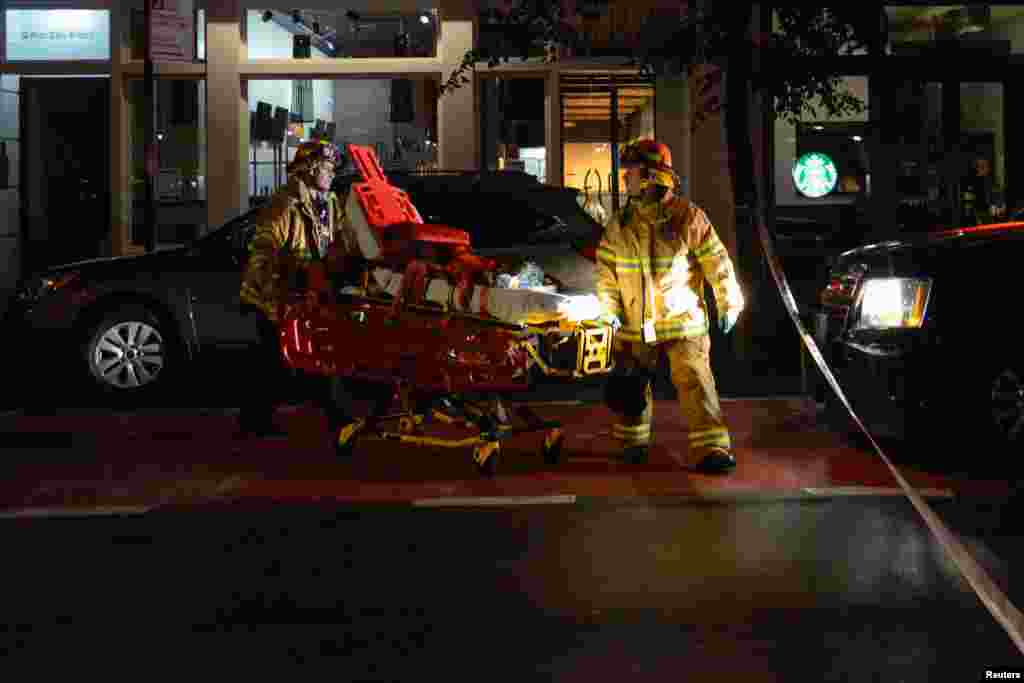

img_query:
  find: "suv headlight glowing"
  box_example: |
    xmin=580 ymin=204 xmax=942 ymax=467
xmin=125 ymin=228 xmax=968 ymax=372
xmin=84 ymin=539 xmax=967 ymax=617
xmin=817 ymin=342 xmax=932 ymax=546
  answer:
xmin=854 ymin=277 xmax=932 ymax=330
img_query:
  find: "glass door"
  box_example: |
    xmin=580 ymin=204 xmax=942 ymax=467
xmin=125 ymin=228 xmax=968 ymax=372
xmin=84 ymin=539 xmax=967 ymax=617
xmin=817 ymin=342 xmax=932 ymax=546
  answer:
xmin=560 ymin=73 xmax=655 ymax=226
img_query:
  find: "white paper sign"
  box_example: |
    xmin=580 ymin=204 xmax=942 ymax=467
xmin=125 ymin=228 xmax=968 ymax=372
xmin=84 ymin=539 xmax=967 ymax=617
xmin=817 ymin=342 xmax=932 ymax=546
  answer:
xmin=148 ymin=0 xmax=194 ymax=63
xmin=5 ymin=9 xmax=110 ymax=61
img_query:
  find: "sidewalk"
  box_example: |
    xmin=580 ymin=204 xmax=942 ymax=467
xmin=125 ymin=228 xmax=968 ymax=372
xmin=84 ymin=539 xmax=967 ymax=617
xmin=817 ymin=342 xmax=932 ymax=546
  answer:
xmin=0 ymin=396 xmax=1010 ymax=516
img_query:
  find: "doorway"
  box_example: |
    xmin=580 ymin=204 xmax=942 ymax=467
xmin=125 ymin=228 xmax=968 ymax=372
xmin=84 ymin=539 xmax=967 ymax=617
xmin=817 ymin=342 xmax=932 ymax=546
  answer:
xmin=20 ymin=77 xmax=111 ymax=273
xmin=560 ymin=73 xmax=656 ymax=226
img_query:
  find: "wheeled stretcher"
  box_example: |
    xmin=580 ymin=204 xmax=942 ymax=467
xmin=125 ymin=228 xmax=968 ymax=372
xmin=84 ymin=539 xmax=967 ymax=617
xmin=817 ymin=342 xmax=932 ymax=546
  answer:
xmin=278 ymin=144 xmax=614 ymax=475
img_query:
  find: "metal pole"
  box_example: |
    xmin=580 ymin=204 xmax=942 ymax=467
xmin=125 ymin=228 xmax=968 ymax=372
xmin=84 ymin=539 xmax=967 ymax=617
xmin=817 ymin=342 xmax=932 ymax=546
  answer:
xmin=800 ymin=331 xmax=808 ymax=396
xmin=610 ymin=84 xmax=620 ymax=216
xmin=144 ymin=0 xmax=158 ymax=253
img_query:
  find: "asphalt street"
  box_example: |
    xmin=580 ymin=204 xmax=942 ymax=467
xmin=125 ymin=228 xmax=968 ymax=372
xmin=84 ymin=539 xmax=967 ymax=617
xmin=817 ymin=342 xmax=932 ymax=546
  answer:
xmin=2 ymin=497 xmax=1023 ymax=679
xmin=3 ymin=345 xmax=1024 ymax=678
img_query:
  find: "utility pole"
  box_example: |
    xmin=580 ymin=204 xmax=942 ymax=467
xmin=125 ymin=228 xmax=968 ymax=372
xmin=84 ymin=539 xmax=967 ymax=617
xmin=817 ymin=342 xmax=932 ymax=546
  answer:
xmin=144 ymin=0 xmax=159 ymax=253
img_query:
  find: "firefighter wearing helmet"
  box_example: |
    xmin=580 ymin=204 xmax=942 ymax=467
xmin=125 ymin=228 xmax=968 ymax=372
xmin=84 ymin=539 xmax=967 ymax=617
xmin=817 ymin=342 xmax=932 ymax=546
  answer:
xmin=594 ymin=139 xmax=744 ymax=473
xmin=238 ymin=138 xmax=366 ymax=439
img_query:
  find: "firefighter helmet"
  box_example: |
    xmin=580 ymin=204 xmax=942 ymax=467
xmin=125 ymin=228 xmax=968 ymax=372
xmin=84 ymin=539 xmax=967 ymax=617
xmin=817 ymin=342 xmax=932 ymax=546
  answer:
xmin=620 ymin=139 xmax=677 ymax=191
xmin=288 ymin=138 xmax=343 ymax=175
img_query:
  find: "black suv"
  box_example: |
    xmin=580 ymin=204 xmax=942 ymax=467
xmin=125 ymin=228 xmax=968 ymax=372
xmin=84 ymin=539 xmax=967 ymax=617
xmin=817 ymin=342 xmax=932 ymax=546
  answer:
xmin=812 ymin=222 xmax=1024 ymax=447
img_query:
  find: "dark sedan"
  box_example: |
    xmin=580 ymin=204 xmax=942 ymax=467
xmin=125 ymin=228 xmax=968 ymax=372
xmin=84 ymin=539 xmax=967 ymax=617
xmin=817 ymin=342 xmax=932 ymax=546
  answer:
xmin=812 ymin=221 xmax=1024 ymax=447
xmin=3 ymin=171 xmax=602 ymax=402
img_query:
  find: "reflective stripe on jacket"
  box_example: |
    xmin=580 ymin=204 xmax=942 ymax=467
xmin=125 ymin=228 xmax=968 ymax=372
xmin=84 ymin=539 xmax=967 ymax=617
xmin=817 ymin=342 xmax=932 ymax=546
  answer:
xmin=595 ymin=196 xmax=744 ymax=343
xmin=240 ymin=177 xmax=358 ymax=322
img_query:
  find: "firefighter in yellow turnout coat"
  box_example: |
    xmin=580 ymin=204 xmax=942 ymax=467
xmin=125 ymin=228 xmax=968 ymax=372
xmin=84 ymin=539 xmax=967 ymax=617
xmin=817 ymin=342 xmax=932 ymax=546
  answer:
xmin=595 ymin=140 xmax=744 ymax=473
xmin=237 ymin=139 xmax=363 ymax=439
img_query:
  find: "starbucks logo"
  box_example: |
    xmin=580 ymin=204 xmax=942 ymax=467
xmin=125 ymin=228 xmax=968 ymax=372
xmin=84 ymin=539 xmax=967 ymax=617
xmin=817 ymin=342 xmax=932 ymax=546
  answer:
xmin=792 ymin=152 xmax=838 ymax=199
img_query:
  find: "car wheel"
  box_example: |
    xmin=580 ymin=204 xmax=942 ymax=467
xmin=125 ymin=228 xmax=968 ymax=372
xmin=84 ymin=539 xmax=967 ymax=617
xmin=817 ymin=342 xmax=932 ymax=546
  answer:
xmin=987 ymin=364 xmax=1024 ymax=446
xmin=83 ymin=305 xmax=176 ymax=399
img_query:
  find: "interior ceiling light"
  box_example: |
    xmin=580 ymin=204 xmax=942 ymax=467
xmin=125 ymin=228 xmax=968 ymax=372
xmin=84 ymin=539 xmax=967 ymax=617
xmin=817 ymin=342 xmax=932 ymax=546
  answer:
xmin=420 ymin=13 xmax=430 ymax=24
xmin=262 ymin=10 xmax=273 ymax=22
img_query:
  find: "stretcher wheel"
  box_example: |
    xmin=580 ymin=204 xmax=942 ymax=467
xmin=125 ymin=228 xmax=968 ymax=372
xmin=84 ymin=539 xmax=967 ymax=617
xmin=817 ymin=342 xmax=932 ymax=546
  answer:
xmin=335 ymin=419 xmax=364 ymax=459
xmin=473 ymin=441 xmax=501 ymax=476
xmin=398 ymin=415 xmax=421 ymax=435
xmin=542 ymin=428 xmax=564 ymax=465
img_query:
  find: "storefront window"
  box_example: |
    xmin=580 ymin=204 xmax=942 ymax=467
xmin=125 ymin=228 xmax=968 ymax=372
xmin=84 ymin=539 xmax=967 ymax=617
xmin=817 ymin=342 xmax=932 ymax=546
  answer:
xmin=480 ymin=77 xmax=546 ymax=181
xmin=128 ymin=78 xmax=206 ymax=246
xmin=246 ymin=9 xmax=438 ymax=60
xmin=886 ymin=5 xmax=1024 ymax=56
xmin=775 ymin=76 xmax=869 ymax=207
xmin=248 ymin=77 xmax=438 ymax=200
xmin=561 ymin=74 xmax=656 ymax=225
xmin=958 ymin=82 xmax=1006 ymax=224
xmin=5 ymin=9 xmax=111 ymax=61
xmin=0 ymin=75 xmax=20 ymax=310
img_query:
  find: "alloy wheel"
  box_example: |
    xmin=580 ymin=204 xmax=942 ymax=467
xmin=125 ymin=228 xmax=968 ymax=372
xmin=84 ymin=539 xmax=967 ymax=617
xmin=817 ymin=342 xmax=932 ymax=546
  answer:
xmin=990 ymin=368 xmax=1024 ymax=443
xmin=90 ymin=320 xmax=165 ymax=390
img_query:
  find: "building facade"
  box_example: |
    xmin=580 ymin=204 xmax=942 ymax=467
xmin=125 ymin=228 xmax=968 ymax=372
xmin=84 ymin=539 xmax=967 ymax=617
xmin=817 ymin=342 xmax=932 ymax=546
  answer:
xmin=0 ymin=0 xmax=720 ymax=316
xmin=4 ymin=2 xmax=1015 ymax=324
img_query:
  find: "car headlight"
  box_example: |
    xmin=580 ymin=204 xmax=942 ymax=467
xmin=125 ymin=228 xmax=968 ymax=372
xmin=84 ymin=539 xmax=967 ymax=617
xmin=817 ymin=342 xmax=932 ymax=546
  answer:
xmin=16 ymin=272 xmax=80 ymax=304
xmin=853 ymin=277 xmax=932 ymax=330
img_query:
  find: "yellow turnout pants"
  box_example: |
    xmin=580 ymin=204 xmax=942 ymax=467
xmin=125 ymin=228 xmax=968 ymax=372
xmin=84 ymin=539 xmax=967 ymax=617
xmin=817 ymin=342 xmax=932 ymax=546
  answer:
xmin=608 ymin=335 xmax=732 ymax=460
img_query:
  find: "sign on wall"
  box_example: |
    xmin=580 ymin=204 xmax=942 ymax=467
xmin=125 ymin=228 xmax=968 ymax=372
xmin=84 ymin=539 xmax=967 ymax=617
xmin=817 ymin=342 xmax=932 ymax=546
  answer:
xmin=148 ymin=0 xmax=194 ymax=63
xmin=792 ymin=152 xmax=838 ymax=199
xmin=5 ymin=9 xmax=111 ymax=61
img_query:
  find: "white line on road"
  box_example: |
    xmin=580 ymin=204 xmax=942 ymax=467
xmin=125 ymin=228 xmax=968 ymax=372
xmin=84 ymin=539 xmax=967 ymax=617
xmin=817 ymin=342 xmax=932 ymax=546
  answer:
xmin=0 ymin=505 xmax=154 ymax=520
xmin=802 ymin=486 xmax=954 ymax=499
xmin=413 ymin=494 xmax=577 ymax=508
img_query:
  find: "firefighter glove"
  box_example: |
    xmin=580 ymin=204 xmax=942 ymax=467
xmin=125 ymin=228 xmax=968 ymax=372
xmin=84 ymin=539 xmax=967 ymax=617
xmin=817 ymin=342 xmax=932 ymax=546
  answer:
xmin=719 ymin=310 xmax=739 ymax=335
xmin=598 ymin=312 xmax=622 ymax=331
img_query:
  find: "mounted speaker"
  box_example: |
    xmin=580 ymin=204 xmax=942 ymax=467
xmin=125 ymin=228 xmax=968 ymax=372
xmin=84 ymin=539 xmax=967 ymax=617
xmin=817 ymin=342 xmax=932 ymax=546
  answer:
xmin=254 ymin=101 xmax=274 ymax=141
xmin=272 ymin=106 xmax=290 ymax=144
xmin=293 ymin=34 xmax=311 ymax=59
xmin=390 ymin=78 xmax=415 ymax=123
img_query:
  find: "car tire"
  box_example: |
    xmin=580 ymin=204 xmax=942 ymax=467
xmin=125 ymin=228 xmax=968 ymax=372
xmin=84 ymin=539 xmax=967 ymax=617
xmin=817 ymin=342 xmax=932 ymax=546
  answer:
xmin=82 ymin=304 xmax=179 ymax=402
xmin=977 ymin=359 xmax=1024 ymax=449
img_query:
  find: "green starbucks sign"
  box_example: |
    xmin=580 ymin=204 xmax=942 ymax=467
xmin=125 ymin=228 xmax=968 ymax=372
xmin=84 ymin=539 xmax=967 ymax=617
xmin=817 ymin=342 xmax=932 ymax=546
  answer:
xmin=792 ymin=152 xmax=838 ymax=198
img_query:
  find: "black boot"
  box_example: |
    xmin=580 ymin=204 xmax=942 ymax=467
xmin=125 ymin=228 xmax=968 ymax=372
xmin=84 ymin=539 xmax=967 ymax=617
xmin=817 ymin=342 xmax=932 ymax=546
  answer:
xmin=695 ymin=448 xmax=736 ymax=474
xmin=622 ymin=445 xmax=649 ymax=465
